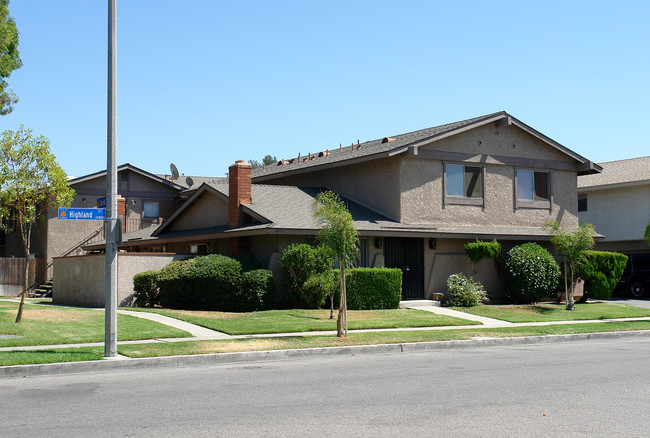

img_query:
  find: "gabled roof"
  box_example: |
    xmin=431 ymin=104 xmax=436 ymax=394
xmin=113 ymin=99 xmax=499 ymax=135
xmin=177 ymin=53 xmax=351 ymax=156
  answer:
xmin=68 ymin=163 xmax=185 ymax=190
xmin=252 ymin=111 xmax=601 ymax=181
xmin=578 ymin=156 xmax=650 ymax=191
xmin=153 ymin=181 xmax=398 ymax=237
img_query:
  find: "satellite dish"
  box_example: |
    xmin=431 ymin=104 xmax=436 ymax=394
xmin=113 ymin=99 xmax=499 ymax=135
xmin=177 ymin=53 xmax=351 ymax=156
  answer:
xmin=185 ymin=176 xmax=194 ymax=188
xmin=170 ymin=163 xmax=179 ymax=181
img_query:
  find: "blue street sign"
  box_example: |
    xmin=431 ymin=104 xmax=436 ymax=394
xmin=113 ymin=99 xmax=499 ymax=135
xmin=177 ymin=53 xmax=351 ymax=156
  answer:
xmin=58 ymin=208 xmax=106 ymax=221
xmin=97 ymin=197 xmax=107 ymax=208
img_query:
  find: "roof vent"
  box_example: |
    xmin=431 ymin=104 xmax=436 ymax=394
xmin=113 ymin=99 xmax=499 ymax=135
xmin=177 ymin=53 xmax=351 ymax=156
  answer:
xmin=381 ymin=137 xmax=395 ymax=143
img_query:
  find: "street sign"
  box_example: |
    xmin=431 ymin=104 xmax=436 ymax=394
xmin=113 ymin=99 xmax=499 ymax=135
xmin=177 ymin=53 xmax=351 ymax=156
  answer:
xmin=58 ymin=208 xmax=106 ymax=221
xmin=97 ymin=196 xmax=107 ymax=208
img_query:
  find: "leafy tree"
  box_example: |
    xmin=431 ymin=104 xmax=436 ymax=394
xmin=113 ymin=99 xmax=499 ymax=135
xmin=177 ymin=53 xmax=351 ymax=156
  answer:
xmin=645 ymin=223 xmax=650 ymax=246
xmin=249 ymin=155 xmax=277 ymax=170
xmin=0 ymin=0 xmax=22 ymax=115
xmin=0 ymin=127 xmax=74 ymax=322
xmin=544 ymin=220 xmax=595 ymax=310
xmin=313 ymin=191 xmax=359 ymax=337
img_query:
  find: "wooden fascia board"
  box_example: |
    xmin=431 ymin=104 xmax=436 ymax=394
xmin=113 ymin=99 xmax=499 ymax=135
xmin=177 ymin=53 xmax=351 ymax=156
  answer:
xmin=152 ymin=184 xmax=227 ymax=236
xmin=408 ymin=149 xmax=583 ymax=172
xmin=578 ymin=179 xmax=650 ymax=193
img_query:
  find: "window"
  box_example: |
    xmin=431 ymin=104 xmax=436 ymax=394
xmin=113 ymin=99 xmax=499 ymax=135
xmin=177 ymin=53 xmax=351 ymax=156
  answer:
xmin=578 ymin=194 xmax=588 ymax=212
xmin=189 ymin=244 xmax=208 ymax=254
xmin=444 ymin=163 xmax=484 ymax=206
xmin=143 ymin=201 xmax=159 ymax=218
xmin=516 ymin=169 xmax=550 ymax=209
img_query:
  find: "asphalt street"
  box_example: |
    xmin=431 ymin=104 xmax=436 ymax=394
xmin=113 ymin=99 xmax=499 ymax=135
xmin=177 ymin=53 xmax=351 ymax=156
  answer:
xmin=2 ymin=336 xmax=649 ymax=437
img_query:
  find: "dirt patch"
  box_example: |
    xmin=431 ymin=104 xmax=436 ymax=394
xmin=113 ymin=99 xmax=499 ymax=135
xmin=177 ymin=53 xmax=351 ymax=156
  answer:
xmin=22 ymin=308 xmax=97 ymax=323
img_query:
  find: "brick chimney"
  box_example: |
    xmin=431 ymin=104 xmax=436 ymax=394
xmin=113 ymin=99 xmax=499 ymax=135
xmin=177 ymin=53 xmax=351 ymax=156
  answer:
xmin=117 ymin=195 xmax=126 ymax=233
xmin=228 ymin=160 xmax=252 ymax=255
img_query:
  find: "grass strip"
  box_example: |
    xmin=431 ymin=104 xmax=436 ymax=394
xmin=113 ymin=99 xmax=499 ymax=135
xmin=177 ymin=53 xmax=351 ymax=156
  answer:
xmin=0 ymin=347 xmax=105 ymax=366
xmin=451 ymin=302 xmax=650 ymax=323
xmin=124 ymin=308 xmax=478 ymax=335
xmin=0 ymin=301 xmax=190 ymax=347
xmin=118 ymin=320 xmax=650 ymax=358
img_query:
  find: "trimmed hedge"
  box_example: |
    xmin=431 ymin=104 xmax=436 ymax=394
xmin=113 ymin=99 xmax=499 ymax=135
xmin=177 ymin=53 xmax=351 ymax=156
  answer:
xmin=280 ymin=243 xmax=334 ymax=309
xmin=155 ymin=254 xmax=275 ymax=311
xmin=504 ymin=243 xmax=561 ymax=304
xmin=464 ymin=239 xmax=501 ymax=264
xmin=332 ymin=268 xmax=402 ymax=310
xmin=578 ymin=251 xmax=628 ymax=300
xmin=132 ymin=270 xmax=159 ymax=307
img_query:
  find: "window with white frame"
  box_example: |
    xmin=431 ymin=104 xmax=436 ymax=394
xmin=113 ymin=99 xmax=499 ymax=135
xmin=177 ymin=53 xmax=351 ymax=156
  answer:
xmin=444 ymin=163 xmax=483 ymax=205
xmin=143 ymin=201 xmax=159 ymax=218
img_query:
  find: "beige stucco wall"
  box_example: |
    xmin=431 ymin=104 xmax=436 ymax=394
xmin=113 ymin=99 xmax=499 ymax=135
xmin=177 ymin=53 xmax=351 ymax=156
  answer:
xmin=53 ymin=253 xmax=188 ymax=307
xmin=399 ymin=157 xmax=578 ymax=228
xmin=168 ymin=192 xmax=228 ymax=232
xmin=259 ymin=157 xmax=402 ymax=220
xmin=579 ymin=184 xmax=650 ymax=243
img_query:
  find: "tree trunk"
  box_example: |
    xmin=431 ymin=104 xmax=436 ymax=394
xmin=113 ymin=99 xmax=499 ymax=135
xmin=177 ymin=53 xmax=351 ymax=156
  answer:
xmin=337 ymin=263 xmax=347 ymax=337
xmin=15 ymin=221 xmax=32 ymax=323
xmin=564 ymin=261 xmax=569 ymax=310
xmin=566 ymin=264 xmax=575 ymax=311
xmin=329 ymin=293 xmax=334 ymax=319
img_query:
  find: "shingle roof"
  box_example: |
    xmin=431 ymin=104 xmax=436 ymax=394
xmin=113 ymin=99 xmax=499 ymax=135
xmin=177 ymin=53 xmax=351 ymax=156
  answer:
xmin=252 ymin=112 xmax=506 ymax=180
xmin=203 ymin=181 xmax=397 ymax=232
xmin=251 ymin=111 xmax=600 ymax=180
xmin=578 ymin=156 xmax=650 ymax=189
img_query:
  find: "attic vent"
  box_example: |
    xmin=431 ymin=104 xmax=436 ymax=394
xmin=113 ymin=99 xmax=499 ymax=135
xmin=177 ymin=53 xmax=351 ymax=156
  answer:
xmin=381 ymin=137 xmax=395 ymax=143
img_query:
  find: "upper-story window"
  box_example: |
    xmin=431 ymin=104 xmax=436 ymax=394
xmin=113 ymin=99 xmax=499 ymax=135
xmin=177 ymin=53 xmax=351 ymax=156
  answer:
xmin=444 ymin=163 xmax=484 ymax=206
xmin=143 ymin=201 xmax=159 ymax=218
xmin=578 ymin=194 xmax=588 ymax=212
xmin=516 ymin=169 xmax=550 ymax=209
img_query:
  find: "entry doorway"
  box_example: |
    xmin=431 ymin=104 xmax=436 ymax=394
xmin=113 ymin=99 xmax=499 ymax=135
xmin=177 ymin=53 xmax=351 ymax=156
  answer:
xmin=384 ymin=237 xmax=424 ymax=299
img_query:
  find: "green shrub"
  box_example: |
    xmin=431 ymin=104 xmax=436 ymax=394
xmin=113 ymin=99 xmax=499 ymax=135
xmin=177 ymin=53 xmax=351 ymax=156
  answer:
xmin=505 ymin=243 xmax=561 ymax=303
xmin=331 ymin=268 xmax=402 ymax=310
xmin=157 ymin=254 xmax=275 ymax=311
xmin=280 ymin=244 xmax=334 ymax=308
xmin=446 ymin=273 xmax=485 ymax=307
xmin=304 ymin=271 xmax=338 ymax=310
xmin=578 ymin=251 xmax=628 ymax=299
xmin=239 ymin=269 xmax=276 ymax=311
xmin=132 ymin=270 xmax=160 ymax=307
xmin=464 ymin=239 xmax=501 ymax=264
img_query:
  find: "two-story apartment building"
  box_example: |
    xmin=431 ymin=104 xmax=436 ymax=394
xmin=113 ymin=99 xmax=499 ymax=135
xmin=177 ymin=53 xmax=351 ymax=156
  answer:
xmin=81 ymin=111 xmax=601 ymax=302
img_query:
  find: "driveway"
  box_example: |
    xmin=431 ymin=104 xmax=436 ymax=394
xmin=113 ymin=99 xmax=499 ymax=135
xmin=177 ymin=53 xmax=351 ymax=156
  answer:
xmin=605 ymin=297 xmax=650 ymax=309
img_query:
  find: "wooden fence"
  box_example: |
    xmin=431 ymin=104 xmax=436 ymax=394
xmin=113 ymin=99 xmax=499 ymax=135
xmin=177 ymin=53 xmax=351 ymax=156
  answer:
xmin=0 ymin=258 xmax=45 ymax=296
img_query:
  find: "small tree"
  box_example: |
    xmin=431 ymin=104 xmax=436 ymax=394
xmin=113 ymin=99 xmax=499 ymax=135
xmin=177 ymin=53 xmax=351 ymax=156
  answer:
xmin=249 ymin=155 xmax=277 ymax=170
xmin=644 ymin=223 xmax=650 ymax=246
xmin=0 ymin=127 xmax=74 ymax=322
xmin=313 ymin=191 xmax=359 ymax=337
xmin=544 ymin=220 xmax=595 ymax=310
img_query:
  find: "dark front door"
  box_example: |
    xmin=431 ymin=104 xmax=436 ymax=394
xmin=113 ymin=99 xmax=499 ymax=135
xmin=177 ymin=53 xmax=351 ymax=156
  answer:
xmin=384 ymin=237 xmax=424 ymax=299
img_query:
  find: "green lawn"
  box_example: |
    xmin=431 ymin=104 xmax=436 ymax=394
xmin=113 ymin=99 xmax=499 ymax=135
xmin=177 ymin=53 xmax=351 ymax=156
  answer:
xmin=0 ymin=300 xmax=191 ymax=347
xmin=125 ymin=308 xmax=479 ymax=335
xmin=117 ymin=319 xmax=650 ymax=358
xmin=451 ymin=302 xmax=650 ymax=323
xmin=0 ymin=347 xmax=105 ymax=366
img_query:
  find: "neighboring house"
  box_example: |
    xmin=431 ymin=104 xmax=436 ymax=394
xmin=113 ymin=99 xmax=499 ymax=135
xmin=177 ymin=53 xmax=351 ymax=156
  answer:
xmin=0 ymin=163 xmax=222 ymax=295
xmin=577 ymin=156 xmax=650 ymax=253
xmin=77 ymin=111 xmax=601 ymax=303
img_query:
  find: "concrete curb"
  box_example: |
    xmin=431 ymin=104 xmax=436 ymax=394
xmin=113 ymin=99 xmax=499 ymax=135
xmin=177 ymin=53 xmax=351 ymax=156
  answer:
xmin=3 ymin=329 xmax=650 ymax=379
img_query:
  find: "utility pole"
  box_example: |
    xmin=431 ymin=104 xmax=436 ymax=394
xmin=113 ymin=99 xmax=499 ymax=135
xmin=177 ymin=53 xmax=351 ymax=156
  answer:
xmin=105 ymin=0 xmax=118 ymax=358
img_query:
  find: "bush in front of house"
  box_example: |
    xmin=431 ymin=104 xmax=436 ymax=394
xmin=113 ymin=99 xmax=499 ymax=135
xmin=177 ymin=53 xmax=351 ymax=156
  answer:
xmin=504 ymin=243 xmax=561 ymax=303
xmin=132 ymin=270 xmax=160 ymax=307
xmin=578 ymin=251 xmax=628 ymax=300
xmin=280 ymin=243 xmax=334 ymax=309
xmin=464 ymin=239 xmax=501 ymax=264
xmin=331 ymin=268 xmax=402 ymax=310
xmin=446 ymin=273 xmax=485 ymax=307
xmin=155 ymin=254 xmax=275 ymax=311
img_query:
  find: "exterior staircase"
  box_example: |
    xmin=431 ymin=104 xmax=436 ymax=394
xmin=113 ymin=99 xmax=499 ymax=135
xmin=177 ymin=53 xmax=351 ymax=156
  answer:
xmin=29 ymin=280 xmax=53 ymax=298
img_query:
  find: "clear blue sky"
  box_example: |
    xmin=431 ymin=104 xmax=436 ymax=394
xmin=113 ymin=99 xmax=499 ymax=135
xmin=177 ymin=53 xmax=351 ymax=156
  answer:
xmin=2 ymin=0 xmax=649 ymax=178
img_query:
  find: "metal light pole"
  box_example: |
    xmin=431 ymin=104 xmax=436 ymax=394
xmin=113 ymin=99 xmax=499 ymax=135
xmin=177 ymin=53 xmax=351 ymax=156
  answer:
xmin=105 ymin=0 xmax=118 ymax=357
